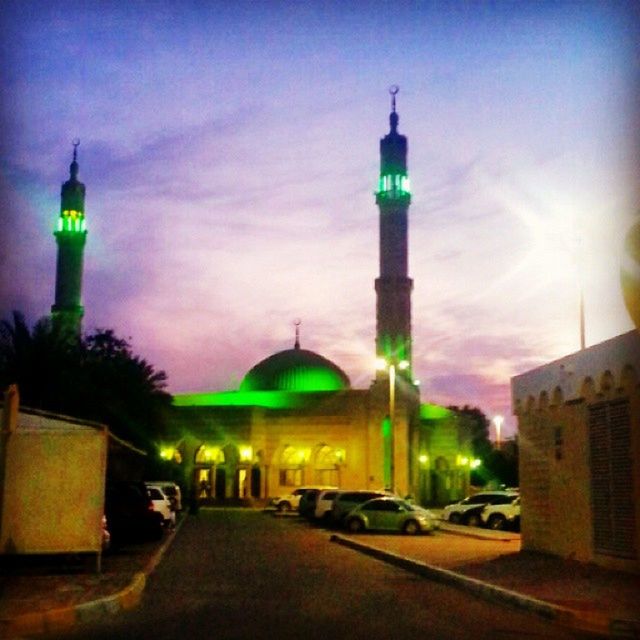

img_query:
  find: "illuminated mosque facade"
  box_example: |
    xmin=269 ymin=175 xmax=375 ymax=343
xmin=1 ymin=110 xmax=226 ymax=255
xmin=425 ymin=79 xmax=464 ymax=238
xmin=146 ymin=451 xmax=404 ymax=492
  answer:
xmin=161 ymin=91 xmax=472 ymax=505
xmin=50 ymin=92 xmax=472 ymax=506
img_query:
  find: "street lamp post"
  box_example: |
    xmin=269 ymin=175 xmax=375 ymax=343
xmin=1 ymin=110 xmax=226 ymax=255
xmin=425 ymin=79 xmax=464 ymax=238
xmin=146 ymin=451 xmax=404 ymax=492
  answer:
xmin=376 ymin=358 xmax=409 ymax=494
xmin=493 ymin=415 xmax=504 ymax=450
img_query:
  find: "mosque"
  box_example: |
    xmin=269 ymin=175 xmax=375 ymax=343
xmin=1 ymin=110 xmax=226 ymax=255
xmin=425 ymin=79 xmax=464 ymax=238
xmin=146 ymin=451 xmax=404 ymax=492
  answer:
xmin=51 ymin=90 xmax=472 ymax=507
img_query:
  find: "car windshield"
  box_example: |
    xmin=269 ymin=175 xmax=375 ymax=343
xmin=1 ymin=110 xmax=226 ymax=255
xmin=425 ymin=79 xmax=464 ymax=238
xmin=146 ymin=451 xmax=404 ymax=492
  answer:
xmin=148 ymin=488 xmax=163 ymax=500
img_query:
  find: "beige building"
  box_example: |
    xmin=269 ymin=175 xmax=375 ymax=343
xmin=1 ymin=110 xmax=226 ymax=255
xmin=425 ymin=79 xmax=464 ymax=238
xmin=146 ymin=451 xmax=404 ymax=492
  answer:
xmin=164 ymin=343 xmax=472 ymax=507
xmin=512 ymin=330 xmax=640 ymax=573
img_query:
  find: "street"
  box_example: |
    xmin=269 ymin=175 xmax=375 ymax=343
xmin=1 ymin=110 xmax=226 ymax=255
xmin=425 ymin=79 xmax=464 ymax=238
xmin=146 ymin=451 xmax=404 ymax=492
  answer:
xmin=42 ymin=509 xmax=592 ymax=640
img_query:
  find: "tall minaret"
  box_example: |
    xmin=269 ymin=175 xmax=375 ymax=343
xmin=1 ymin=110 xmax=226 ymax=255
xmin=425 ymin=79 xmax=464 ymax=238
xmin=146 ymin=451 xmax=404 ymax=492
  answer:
xmin=51 ymin=140 xmax=87 ymax=336
xmin=375 ymin=86 xmax=413 ymax=377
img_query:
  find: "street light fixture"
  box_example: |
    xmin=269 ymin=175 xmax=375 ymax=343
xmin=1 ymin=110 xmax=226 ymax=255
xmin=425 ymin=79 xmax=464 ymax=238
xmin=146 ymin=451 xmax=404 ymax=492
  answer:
xmin=493 ymin=415 xmax=504 ymax=450
xmin=376 ymin=358 xmax=409 ymax=493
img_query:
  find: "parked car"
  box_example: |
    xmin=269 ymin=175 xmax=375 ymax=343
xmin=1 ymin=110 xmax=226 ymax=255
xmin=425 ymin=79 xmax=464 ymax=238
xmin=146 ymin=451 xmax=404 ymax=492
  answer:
xmin=147 ymin=485 xmax=176 ymax=527
xmin=146 ymin=481 xmax=182 ymax=511
xmin=298 ymin=488 xmax=324 ymax=519
xmin=345 ymin=497 xmax=438 ymax=535
xmin=314 ymin=489 xmax=344 ymax=522
xmin=104 ymin=481 xmax=164 ymax=546
xmin=331 ymin=490 xmax=391 ymax=526
xmin=269 ymin=486 xmax=336 ymax=512
xmin=481 ymin=496 xmax=521 ymax=531
xmin=442 ymin=490 xmax=519 ymax=526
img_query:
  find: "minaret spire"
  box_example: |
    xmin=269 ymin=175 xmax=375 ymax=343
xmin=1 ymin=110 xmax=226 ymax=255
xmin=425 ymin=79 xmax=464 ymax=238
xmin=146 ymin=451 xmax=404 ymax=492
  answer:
xmin=389 ymin=85 xmax=399 ymax=133
xmin=294 ymin=319 xmax=301 ymax=350
xmin=374 ymin=86 xmax=413 ymax=378
xmin=51 ymin=140 xmax=88 ymax=337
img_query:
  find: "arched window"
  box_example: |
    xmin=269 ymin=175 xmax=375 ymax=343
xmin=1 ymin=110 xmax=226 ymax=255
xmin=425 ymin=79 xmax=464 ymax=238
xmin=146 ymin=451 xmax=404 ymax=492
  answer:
xmin=195 ymin=445 xmax=225 ymax=465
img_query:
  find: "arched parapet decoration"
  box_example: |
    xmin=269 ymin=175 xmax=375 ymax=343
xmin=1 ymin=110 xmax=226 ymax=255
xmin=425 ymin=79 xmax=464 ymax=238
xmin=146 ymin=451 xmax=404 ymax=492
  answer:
xmin=599 ymin=370 xmax=615 ymax=397
xmin=580 ymin=376 xmax=597 ymax=403
xmin=538 ymin=390 xmax=549 ymax=412
xmin=620 ymin=364 xmax=638 ymax=394
xmin=525 ymin=395 xmax=536 ymax=415
xmin=551 ymin=386 xmax=564 ymax=407
xmin=513 ymin=397 xmax=523 ymax=415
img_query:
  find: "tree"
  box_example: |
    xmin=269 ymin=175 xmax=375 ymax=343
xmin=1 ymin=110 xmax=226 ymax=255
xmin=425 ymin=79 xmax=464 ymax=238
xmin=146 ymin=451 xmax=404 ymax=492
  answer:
xmin=0 ymin=312 xmax=171 ymax=453
xmin=447 ymin=404 xmax=493 ymax=460
xmin=447 ymin=404 xmax=518 ymax=488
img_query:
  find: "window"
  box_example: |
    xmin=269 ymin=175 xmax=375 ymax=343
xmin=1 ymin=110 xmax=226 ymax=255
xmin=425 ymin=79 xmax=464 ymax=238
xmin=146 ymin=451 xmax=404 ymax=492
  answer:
xmin=279 ymin=469 xmax=301 ymax=487
xmin=554 ymin=426 xmax=564 ymax=461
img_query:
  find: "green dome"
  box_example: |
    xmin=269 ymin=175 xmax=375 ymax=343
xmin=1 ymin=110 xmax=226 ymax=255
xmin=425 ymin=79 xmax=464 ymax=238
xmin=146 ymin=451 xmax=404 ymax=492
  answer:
xmin=240 ymin=347 xmax=350 ymax=392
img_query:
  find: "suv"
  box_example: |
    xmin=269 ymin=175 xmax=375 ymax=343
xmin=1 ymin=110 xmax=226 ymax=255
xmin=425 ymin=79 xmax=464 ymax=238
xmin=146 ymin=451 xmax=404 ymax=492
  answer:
xmin=481 ymin=496 xmax=521 ymax=531
xmin=270 ymin=486 xmax=335 ymax=513
xmin=147 ymin=485 xmax=176 ymax=527
xmin=442 ymin=491 xmax=519 ymax=526
xmin=331 ymin=490 xmax=391 ymax=526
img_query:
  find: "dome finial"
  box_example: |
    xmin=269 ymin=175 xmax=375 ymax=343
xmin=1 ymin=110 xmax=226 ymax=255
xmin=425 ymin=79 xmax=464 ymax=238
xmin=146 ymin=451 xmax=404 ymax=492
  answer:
xmin=294 ymin=318 xmax=301 ymax=350
xmin=70 ymin=138 xmax=80 ymax=179
xmin=389 ymin=85 xmax=399 ymax=133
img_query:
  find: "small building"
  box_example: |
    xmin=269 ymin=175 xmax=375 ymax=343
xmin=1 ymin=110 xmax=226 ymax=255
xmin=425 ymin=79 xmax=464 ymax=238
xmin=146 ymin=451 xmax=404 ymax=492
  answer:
xmin=512 ymin=330 xmax=640 ymax=573
xmin=0 ymin=386 xmax=146 ymax=570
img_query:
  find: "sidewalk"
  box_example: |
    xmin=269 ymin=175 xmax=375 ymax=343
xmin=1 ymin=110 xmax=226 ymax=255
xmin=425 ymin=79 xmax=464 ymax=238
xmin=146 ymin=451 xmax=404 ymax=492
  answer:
xmin=0 ymin=517 xmax=183 ymax=639
xmin=331 ymin=522 xmax=640 ymax=639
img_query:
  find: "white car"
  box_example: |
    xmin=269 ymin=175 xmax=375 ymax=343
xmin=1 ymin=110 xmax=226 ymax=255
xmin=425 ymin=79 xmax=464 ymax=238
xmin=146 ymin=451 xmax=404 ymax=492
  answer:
xmin=147 ymin=481 xmax=182 ymax=511
xmin=270 ymin=486 xmax=333 ymax=512
xmin=481 ymin=496 xmax=521 ymax=531
xmin=314 ymin=489 xmax=344 ymax=521
xmin=442 ymin=491 xmax=519 ymax=526
xmin=147 ymin=485 xmax=176 ymax=527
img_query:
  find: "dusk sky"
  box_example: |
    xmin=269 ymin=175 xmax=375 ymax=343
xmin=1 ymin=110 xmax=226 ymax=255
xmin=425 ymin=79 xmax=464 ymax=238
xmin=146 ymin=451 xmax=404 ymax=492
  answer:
xmin=1 ymin=2 xmax=638 ymax=438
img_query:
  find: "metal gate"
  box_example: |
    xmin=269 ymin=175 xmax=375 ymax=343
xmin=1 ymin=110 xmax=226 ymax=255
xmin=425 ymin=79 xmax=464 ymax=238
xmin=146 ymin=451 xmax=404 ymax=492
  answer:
xmin=589 ymin=399 xmax=635 ymax=558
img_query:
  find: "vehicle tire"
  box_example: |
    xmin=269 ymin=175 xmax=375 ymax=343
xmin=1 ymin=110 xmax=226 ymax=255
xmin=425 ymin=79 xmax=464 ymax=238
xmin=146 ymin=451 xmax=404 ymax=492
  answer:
xmin=347 ymin=517 xmax=364 ymax=533
xmin=449 ymin=512 xmax=461 ymax=524
xmin=488 ymin=514 xmax=507 ymax=530
xmin=277 ymin=501 xmax=291 ymax=513
xmin=465 ymin=513 xmax=482 ymax=528
xmin=403 ymin=520 xmax=420 ymax=535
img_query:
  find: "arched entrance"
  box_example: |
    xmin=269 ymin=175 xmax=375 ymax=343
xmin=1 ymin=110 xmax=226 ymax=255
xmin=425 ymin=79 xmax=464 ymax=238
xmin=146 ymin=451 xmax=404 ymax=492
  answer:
xmin=194 ymin=444 xmax=226 ymax=501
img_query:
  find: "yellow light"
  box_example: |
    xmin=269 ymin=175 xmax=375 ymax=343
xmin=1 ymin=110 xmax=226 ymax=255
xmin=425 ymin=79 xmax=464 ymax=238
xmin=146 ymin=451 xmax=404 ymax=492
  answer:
xmin=460 ymin=456 xmax=469 ymax=466
xmin=297 ymin=448 xmax=310 ymax=464
xmin=204 ymin=446 xmax=220 ymax=461
xmin=375 ymin=357 xmax=388 ymax=370
xmin=418 ymin=454 xmax=428 ymax=465
xmin=413 ymin=379 xmax=420 ymax=386
xmin=334 ymin=448 xmax=345 ymax=463
xmin=398 ymin=360 xmax=409 ymax=370
xmin=160 ymin=447 xmax=174 ymax=460
xmin=239 ymin=446 xmax=253 ymax=462
xmin=471 ymin=458 xmax=481 ymax=469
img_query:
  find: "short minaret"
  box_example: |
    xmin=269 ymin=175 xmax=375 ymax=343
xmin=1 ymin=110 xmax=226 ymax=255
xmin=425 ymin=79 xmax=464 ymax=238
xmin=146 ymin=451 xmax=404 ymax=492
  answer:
xmin=375 ymin=86 xmax=413 ymax=377
xmin=51 ymin=140 xmax=87 ymax=336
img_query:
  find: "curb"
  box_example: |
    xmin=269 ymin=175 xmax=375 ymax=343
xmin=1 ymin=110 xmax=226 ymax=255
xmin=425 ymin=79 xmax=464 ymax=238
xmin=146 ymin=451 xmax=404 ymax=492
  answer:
xmin=330 ymin=534 xmax=614 ymax=638
xmin=0 ymin=516 xmax=186 ymax=639
xmin=437 ymin=522 xmax=518 ymax=543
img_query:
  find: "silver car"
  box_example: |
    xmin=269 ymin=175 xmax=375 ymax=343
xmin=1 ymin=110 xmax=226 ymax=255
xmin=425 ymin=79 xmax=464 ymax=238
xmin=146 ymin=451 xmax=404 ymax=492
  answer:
xmin=345 ymin=497 xmax=438 ymax=535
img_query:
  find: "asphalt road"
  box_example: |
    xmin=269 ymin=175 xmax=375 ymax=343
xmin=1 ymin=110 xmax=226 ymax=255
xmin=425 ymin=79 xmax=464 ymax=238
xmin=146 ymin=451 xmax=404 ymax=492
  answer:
xmin=42 ymin=509 xmax=593 ymax=640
